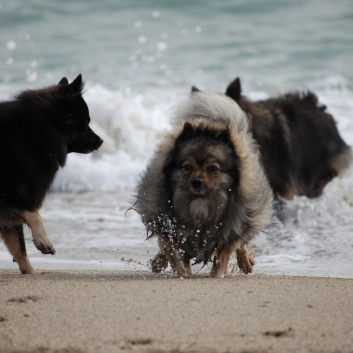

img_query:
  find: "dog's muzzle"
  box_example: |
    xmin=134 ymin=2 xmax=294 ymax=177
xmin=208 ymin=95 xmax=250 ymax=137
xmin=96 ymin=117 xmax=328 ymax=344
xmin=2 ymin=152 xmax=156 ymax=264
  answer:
xmin=191 ymin=178 xmax=204 ymax=193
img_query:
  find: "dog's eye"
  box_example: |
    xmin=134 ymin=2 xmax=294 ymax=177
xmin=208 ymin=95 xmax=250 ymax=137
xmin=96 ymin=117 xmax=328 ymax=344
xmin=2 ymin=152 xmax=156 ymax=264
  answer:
xmin=183 ymin=164 xmax=193 ymax=173
xmin=208 ymin=166 xmax=219 ymax=175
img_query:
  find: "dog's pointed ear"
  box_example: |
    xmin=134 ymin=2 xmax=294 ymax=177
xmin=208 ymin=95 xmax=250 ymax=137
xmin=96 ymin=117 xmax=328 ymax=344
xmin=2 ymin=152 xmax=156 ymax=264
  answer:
xmin=180 ymin=122 xmax=196 ymax=140
xmin=226 ymin=77 xmax=242 ymax=100
xmin=163 ymin=122 xmax=196 ymax=175
xmin=69 ymin=74 xmax=84 ymax=94
xmin=216 ymin=129 xmax=231 ymax=145
xmin=58 ymin=77 xmax=69 ymax=85
xmin=191 ymin=86 xmax=201 ymax=93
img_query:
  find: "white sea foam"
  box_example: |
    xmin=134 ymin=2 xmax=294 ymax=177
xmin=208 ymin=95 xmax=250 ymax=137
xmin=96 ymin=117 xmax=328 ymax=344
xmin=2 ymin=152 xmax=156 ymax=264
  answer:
xmin=0 ymin=0 xmax=352 ymax=277
xmin=53 ymin=85 xmax=175 ymax=192
xmin=1 ymin=83 xmax=353 ymax=277
xmin=54 ymin=84 xmax=353 ymax=202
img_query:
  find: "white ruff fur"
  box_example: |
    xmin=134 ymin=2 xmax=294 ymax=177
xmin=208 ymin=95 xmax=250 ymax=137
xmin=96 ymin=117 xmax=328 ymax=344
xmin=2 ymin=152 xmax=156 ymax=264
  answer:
xmin=135 ymin=92 xmax=273 ymax=247
xmin=189 ymin=198 xmax=210 ymax=222
xmin=176 ymin=190 xmax=228 ymax=226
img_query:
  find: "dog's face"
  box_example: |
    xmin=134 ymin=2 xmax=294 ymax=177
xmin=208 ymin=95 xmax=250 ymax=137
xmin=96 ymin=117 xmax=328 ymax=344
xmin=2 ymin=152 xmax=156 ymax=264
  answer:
xmin=176 ymin=143 xmax=234 ymax=197
xmin=57 ymin=75 xmax=103 ymax=154
xmin=164 ymin=123 xmax=239 ymax=225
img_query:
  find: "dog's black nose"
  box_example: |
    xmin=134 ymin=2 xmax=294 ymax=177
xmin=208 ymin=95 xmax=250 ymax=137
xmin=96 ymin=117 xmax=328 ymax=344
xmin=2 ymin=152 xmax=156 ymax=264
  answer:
xmin=191 ymin=178 xmax=204 ymax=190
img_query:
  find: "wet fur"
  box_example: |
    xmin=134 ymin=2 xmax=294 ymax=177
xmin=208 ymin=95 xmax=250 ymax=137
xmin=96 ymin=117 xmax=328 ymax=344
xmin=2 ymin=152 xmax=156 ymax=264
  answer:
xmin=0 ymin=75 xmax=103 ymax=274
xmin=224 ymin=77 xmax=352 ymax=199
xmin=134 ymin=93 xmax=273 ymax=277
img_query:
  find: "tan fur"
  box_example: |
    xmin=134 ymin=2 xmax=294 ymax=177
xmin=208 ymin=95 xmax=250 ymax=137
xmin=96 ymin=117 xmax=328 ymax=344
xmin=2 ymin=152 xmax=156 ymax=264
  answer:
xmin=0 ymin=209 xmax=54 ymax=274
xmin=188 ymin=198 xmax=210 ymax=222
xmin=0 ymin=227 xmax=35 ymax=274
xmin=135 ymin=93 xmax=273 ymax=277
xmin=22 ymin=211 xmax=55 ymax=254
xmin=236 ymin=243 xmax=255 ymax=274
xmin=330 ymin=148 xmax=352 ymax=178
xmin=211 ymin=240 xmax=240 ymax=278
xmin=282 ymin=185 xmax=296 ymax=200
xmin=0 ymin=210 xmax=54 ymax=254
xmin=210 ymin=241 xmax=254 ymax=278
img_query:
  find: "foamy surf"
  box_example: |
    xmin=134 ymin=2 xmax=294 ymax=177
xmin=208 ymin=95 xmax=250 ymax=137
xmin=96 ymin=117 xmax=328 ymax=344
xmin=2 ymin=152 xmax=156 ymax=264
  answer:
xmin=1 ymin=82 xmax=352 ymax=278
xmin=53 ymin=84 xmax=353 ymax=227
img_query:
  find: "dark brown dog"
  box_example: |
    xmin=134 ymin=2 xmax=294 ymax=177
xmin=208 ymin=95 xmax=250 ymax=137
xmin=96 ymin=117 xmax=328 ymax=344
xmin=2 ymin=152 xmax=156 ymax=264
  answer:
xmin=134 ymin=93 xmax=273 ymax=278
xmin=192 ymin=78 xmax=351 ymax=199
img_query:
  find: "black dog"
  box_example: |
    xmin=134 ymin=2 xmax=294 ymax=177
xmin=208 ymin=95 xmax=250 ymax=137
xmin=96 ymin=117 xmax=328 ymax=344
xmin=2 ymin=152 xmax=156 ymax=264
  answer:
xmin=193 ymin=78 xmax=351 ymax=200
xmin=0 ymin=74 xmax=103 ymax=274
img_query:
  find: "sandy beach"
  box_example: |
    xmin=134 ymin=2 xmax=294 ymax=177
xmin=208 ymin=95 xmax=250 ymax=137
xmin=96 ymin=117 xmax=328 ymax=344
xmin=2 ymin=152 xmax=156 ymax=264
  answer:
xmin=0 ymin=270 xmax=352 ymax=353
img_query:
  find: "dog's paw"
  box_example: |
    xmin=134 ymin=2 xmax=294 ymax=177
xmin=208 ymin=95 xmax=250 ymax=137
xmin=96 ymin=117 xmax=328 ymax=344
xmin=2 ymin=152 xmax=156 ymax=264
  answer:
xmin=210 ymin=272 xmax=225 ymax=279
xmin=34 ymin=241 xmax=56 ymax=255
xmin=20 ymin=267 xmax=36 ymax=275
xmin=236 ymin=248 xmax=255 ymax=274
xmin=175 ymin=268 xmax=194 ymax=278
xmin=151 ymin=252 xmax=168 ymax=273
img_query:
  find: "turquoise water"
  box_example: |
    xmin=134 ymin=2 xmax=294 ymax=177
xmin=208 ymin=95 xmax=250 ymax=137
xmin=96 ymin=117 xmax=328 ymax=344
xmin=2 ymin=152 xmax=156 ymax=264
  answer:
xmin=1 ymin=0 xmax=353 ymax=277
xmin=1 ymin=0 xmax=352 ymax=92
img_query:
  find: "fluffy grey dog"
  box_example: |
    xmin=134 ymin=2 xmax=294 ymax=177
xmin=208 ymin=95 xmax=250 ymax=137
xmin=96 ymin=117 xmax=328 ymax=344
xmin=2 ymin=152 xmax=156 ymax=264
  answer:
xmin=134 ymin=92 xmax=273 ymax=278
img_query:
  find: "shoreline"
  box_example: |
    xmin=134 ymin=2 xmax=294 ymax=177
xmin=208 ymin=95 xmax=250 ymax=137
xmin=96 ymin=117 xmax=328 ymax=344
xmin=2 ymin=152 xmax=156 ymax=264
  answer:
xmin=1 ymin=270 xmax=353 ymax=353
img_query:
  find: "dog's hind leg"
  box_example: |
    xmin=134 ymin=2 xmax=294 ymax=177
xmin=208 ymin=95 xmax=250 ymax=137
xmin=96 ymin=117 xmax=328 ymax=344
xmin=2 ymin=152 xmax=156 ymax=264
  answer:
xmin=22 ymin=211 xmax=56 ymax=255
xmin=1 ymin=226 xmax=35 ymax=274
xmin=158 ymin=236 xmax=193 ymax=278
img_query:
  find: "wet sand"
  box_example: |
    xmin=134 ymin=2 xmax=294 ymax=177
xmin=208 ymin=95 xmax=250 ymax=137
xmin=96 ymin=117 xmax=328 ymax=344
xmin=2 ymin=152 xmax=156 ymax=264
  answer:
xmin=0 ymin=270 xmax=352 ymax=353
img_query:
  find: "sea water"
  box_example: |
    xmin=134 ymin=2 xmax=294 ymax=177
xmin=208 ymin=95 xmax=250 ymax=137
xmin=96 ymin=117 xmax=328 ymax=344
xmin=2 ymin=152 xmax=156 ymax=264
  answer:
xmin=0 ymin=0 xmax=353 ymax=277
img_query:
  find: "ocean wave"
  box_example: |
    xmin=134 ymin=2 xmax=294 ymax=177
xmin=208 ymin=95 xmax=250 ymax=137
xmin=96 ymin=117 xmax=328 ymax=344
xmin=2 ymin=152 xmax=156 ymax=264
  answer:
xmin=53 ymin=85 xmax=177 ymax=192
xmin=1 ymin=81 xmax=353 ymax=227
xmin=50 ymin=83 xmax=353 ymax=233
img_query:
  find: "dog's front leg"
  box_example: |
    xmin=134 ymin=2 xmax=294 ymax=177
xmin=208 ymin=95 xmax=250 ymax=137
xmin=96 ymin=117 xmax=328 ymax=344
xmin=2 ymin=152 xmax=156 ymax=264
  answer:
xmin=21 ymin=211 xmax=56 ymax=255
xmin=1 ymin=226 xmax=36 ymax=274
xmin=211 ymin=241 xmax=255 ymax=277
xmin=157 ymin=236 xmax=193 ymax=278
xmin=151 ymin=251 xmax=169 ymax=273
xmin=235 ymin=242 xmax=255 ymax=274
xmin=211 ymin=240 xmax=247 ymax=278
xmin=210 ymin=242 xmax=237 ymax=278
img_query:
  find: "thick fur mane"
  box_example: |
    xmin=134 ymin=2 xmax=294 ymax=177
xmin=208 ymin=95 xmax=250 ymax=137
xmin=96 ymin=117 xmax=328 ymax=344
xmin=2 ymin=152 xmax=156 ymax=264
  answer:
xmin=224 ymin=77 xmax=352 ymax=198
xmin=135 ymin=93 xmax=273 ymax=263
xmin=281 ymin=91 xmax=326 ymax=111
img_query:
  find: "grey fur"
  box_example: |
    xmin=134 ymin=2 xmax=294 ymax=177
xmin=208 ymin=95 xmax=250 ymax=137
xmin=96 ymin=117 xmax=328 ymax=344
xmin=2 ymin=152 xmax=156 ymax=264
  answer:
xmin=134 ymin=92 xmax=273 ymax=266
